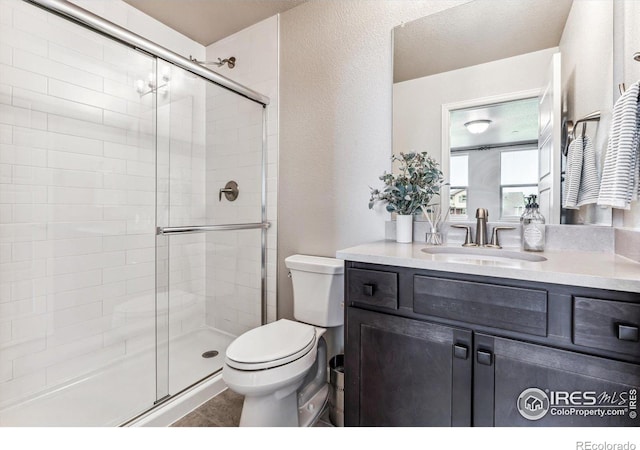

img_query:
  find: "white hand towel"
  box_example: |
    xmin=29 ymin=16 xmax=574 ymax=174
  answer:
xmin=597 ymin=81 xmax=640 ymax=209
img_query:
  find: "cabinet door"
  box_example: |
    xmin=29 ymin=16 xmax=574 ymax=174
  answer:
xmin=345 ymin=307 xmax=472 ymax=426
xmin=474 ymin=333 xmax=640 ymax=427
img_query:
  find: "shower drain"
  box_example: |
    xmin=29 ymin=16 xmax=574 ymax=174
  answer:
xmin=201 ymin=350 xmax=219 ymax=359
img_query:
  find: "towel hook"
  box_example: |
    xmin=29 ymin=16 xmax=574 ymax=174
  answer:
xmin=581 ymin=122 xmax=587 ymax=139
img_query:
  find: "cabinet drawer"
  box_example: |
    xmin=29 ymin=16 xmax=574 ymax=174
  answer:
xmin=413 ymin=276 xmax=548 ymax=336
xmin=573 ymin=297 xmax=640 ymax=357
xmin=347 ymin=268 xmax=398 ymax=309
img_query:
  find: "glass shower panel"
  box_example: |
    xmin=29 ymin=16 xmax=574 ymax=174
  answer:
xmin=207 ymin=88 xmax=265 ymax=226
xmin=205 ymin=229 xmax=264 ymax=339
xmin=157 ymin=66 xmax=266 ymax=395
xmin=0 ymin=0 xmax=159 ymax=426
xmin=205 ymin=87 xmax=266 ymax=336
xmin=155 ymin=58 xmax=209 ymax=398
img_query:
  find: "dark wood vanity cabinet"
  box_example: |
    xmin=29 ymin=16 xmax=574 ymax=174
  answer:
xmin=473 ymin=334 xmax=639 ymax=427
xmin=345 ymin=307 xmax=472 ymax=426
xmin=344 ymin=262 xmax=640 ymax=427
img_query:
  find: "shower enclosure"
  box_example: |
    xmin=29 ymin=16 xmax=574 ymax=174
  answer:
xmin=0 ymin=0 xmax=269 ymax=426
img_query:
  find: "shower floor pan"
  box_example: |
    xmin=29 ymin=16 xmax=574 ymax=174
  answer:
xmin=0 ymin=327 xmax=235 ymax=427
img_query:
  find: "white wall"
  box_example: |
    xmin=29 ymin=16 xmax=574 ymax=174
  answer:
xmin=0 ymin=0 xmax=205 ymax=406
xmin=559 ymin=0 xmax=613 ymax=226
xmin=278 ymin=0 xmax=468 ymax=320
xmin=205 ymin=15 xmax=279 ymax=335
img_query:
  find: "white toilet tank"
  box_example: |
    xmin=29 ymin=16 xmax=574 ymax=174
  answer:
xmin=284 ymin=255 xmax=344 ymax=327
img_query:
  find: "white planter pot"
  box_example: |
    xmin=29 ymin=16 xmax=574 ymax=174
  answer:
xmin=396 ymin=214 xmax=413 ymax=243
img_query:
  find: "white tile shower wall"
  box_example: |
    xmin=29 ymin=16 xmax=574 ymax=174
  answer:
xmin=0 ymin=0 xmax=205 ymax=407
xmin=205 ymin=15 xmax=279 ymax=335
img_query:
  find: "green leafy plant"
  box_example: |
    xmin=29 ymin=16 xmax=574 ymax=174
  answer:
xmin=369 ymin=152 xmax=445 ymax=215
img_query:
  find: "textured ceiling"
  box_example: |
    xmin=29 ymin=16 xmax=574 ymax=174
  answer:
xmin=122 ymin=0 xmax=306 ymax=46
xmin=393 ymin=0 xmax=574 ymax=83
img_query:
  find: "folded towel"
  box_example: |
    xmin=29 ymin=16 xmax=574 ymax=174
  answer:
xmin=576 ymin=135 xmax=600 ymax=206
xmin=564 ymin=135 xmax=600 ymax=209
xmin=597 ymin=81 xmax=640 ymax=209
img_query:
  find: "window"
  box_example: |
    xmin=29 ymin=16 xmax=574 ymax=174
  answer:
xmin=449 ymin=154 xmax=468 ymax=218
xmin=500 ymin=149 xmax=538 ymax=218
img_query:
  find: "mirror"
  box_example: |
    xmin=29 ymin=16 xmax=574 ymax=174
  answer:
xmin=392 ymin=0 xmax=614 ymax=226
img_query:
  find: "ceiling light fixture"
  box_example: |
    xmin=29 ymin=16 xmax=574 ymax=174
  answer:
xmin=464 ymin=119 xmax=492 ymax=134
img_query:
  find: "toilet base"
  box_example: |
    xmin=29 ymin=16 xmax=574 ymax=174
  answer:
xmin=237 ymin=382 xmax=329 ymax=427
xmin=298 ymin=383 xmax=329 ymax=427
xmin=239 ymin=388 xmax=300 ymax=427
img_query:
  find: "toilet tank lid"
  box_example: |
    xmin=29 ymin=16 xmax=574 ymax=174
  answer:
xmin=285 ymin=254 xmax=344 ymax=274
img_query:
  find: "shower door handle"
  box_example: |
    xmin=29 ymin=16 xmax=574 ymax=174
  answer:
xmin=157 ymin=222 xmax=270 ymax=235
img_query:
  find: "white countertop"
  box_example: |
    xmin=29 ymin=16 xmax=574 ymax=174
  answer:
xmin=336 ymin=241 xmax=640 ymax=293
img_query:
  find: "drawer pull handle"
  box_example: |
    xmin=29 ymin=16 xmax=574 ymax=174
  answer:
xmin=617 ymin=324 xmax=639 ymax=342
xmin=363 ymin=283 xmax=375 ymax=296
xmin=453 ymin=344 xmax=468 ymax=360
xmin=477 ymin=350 xmax=493 ymax=366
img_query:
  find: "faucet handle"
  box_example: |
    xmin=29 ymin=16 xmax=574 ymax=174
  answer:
xmin=486 ymin=226 xmax=515 ymax=249
xmin=451 ymin=224 xmax=477 ymax=247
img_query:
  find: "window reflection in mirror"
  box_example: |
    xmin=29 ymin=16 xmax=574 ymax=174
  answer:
xmin=500 ymin=149 xmax=538 ymax=219
xmin=449 ymin=97 xmax=539 ymax=221
xmin=449 ymin=154 xmax=468 ymax=219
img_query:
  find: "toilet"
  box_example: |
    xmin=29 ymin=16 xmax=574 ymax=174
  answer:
xmin=222 ymin=254 xmax=344 ymax=427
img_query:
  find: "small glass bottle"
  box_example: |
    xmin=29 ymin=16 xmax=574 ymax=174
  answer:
xmin=522 ymin=195 xmax=545 ymax=252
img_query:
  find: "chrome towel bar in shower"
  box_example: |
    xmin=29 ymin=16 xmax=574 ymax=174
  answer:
xmin=157 ymin=222 xmax=270 ymax=235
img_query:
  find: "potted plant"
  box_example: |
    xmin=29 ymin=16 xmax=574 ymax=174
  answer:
xmin=369 ymin=152 xmax=444 ymax=243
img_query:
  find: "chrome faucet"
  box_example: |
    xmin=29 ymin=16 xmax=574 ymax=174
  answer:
xmin=475 ymin=208 xmax=489 ymax=247
xmin=451 ymin=208 xmax=515 ymax=248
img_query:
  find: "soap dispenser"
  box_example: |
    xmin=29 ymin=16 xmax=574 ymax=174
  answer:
xmin=522 ymin=195 xmax=545 ymax=252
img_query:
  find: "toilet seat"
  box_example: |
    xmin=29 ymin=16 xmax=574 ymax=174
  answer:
xmin=225 ymin=319 xmax=316 ymax=371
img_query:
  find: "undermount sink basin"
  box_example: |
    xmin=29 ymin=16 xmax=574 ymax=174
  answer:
xmin=421 ymin=246 xmax=547 ymax=263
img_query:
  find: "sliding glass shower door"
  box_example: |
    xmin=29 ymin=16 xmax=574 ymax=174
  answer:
xmin=0 ymin=0 xmax=268 ymax=426
xmin=155 ymin=60 xmax=266 ymax=399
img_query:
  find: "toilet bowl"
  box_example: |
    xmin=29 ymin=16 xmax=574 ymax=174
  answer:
xmin=222 ymin=254 xmax=344 ymax=427
xmin=223 ymin=319 xmax=326 ymax=426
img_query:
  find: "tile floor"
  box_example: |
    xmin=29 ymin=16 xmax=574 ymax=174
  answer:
xmin=171 ymin=389 xmax=334 ymax=427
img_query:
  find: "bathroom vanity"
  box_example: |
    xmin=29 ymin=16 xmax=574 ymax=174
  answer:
xmin=337 ymin=242 xmax=640 ymax=427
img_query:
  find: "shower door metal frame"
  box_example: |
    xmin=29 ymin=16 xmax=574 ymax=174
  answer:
xmin=24 ymin=0 xmax=270 ymax=107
